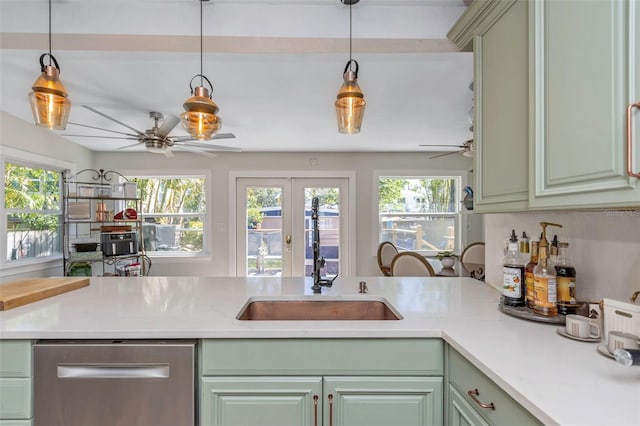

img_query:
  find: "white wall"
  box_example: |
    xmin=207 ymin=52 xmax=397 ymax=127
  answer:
xmin=0 ymin=111 xmax=95 ymax=281
xmin=484 ymin=212 xmax=640 ymax=303
xmin=94 ymin=150 xmax=478 ymax=277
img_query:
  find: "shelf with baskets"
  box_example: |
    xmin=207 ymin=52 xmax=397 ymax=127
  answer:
xmin=63 ymin=168 xmax=149 ymax=277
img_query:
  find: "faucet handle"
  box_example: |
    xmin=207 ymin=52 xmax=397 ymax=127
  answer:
xmin=359 ymin=281 xmax=368 ymax=294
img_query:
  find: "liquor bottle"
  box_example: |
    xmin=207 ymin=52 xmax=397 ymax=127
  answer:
xmin=525 ymin=240 xmax=539 ymax=309
xmin=502 ymin=230 xmax=527 ymax=307
xmin=555 ymin=242 xmax=577 ymax=305
xmin=533 ymin=222 xmax=563 ymax=316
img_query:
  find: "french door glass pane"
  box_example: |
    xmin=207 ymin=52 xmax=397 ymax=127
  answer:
xmin=246 ymin=186 xmax=283 ymax=276
xmin=304 ymin=187 xmax=339 ymax=278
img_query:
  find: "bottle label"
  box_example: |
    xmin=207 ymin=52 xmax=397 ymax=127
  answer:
xmin=557 ymin=276 xmax=576 ymax=303
xmin=534 ymin=275 xmax=557 ymax=308
xmin=503 ymin=266 xmax=524 ymax=298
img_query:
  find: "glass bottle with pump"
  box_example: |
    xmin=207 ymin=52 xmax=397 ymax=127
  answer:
xmin=555 ymin=242 xmax=576 ymax=305
xmin=525 ymin=240 xmax=539 ymax=309
xmin=502 ymin=229 xmax=527 ymax=307
xmin=533 ymin=222 xmax=563 ymax=316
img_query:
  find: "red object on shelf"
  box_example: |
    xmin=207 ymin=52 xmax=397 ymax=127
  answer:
xmin=114 ymin=208 xmax=137 ymax=220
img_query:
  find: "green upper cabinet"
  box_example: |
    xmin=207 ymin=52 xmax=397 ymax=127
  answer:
xmin=450 ymin=0 xmax=640 ymax=212
xmin=530 ymin=0 xmax=640 ymax=209
xmin=450 ymin=0 xmax=530 ymax=213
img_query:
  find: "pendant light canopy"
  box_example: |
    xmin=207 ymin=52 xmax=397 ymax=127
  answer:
xmin=335 ymin=0 xmax=365 ymax=134
xmin=28 ymin=0 xmax=71 ymax=130
xmin=180 ymin=0 xmax=221 ymax=140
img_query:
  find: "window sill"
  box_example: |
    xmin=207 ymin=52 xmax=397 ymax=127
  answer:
xmin=145 ymin=252 xmax=212 ymax=264
xmin=0 ymin=256 xmax=64 ymax=279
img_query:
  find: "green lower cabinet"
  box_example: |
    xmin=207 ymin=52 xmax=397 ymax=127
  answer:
xmin=448 ymin=385 xmax=489 ymax=426
xmin=201 ymin=376 xmax=322 ymax=426
xmin=0 ymin=341 xmax=32 ymax=424
xmin=0 ymin=421 xmax=33 ymax=426
xmin=324 ymin=376 xmax=443 ymax=426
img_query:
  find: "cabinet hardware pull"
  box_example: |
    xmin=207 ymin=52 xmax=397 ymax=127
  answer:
xmin=467 ymin=388 xmax=495 ymax=410
xmin=626 ymin=102 xmax=640 ymax=178
xmin=313 ymin=395 xmax=319 ymax=426
xmin=328 ymin=394 xmax=334 ymax=426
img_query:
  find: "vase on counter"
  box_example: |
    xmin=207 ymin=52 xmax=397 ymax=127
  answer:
xmin=440 ymin=256 xmax=456 ymax=269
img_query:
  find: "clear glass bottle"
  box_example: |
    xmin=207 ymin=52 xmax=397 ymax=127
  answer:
xmin=533 ymin=223 xmax=562 ymax=316
xmin=525 ymin=240 xmax=539 ymax=309
xmin=502 ymin=230 xmax=527 ymax=307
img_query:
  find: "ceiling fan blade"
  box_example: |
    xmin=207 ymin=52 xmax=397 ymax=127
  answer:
xmin=81 ymin=105 xmax=144 ymax=135
xmin=175 ymin=145 xmax=218 ymax=159
xmin=117 ymin=142 xmax=143 ymax=150
xmin=66 ymin=122 xmax=139 ymax=137
xmin=157 ymin=115 xmax=180 ymax=138
xmin=419 ymin=144 xmax=464 ymax=148
xmin=178 ymin=142 xmax=242 ymax=152
xmin=61 ymin=134 xmax=139 ymax=140
xmin=428 ymin=150 xmax=462 ymax=160
xmin=172 ymin=132 xmax=236 ymax=143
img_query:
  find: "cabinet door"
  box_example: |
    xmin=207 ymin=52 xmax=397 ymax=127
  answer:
xmin=200 ymin=376 xmax=321 ymax=426
xmin=323 ymin=376 xmax=443 ymax=426
xmin=531 ymin=0 xmax=640 ymax=208
xmin=448 ymin=384 xmax=489 ymax=426
xmin=473 ymin=0 xmax=530 ymax=212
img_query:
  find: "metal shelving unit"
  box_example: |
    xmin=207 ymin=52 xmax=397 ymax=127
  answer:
xmin=62 ymin=168 xmax=148 ymax=276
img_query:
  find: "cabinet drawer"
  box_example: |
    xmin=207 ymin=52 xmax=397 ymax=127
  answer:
xmin=201 ymin=338 xmax=443 ymax=376
xmin=0 ymin=379 xmax=32 ymax=420
xmin=0 ymin=342 xmax=31 ymax=378
xmin=449 ymin=349 xmax=541 ymax=426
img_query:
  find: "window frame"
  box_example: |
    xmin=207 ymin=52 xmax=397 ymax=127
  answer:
xmin=374 ymin=171 xmax=467 ymax=258
xmin=0 ymin=146 xmax=73 ymax=274
xmin=125 ymin=170 xmax=211 ymax=260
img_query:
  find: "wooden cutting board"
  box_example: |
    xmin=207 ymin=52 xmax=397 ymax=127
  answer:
xmin=0 ymin=277 xmax=90 ymax=311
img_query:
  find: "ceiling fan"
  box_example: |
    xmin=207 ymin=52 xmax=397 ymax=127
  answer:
xmin=420 ymin=139 xmax=474 ymax=159
xmin=63 ymin=105 xmax=240 ymax=157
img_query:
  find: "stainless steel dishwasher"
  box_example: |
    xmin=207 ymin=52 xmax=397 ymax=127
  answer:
xmin=34 ymin=339 xmax=196 ymax=426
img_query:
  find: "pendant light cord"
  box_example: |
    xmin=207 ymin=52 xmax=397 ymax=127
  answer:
xmin=48 ymin=0 xmax=52 ymax=65
xmin=349 ymin=2 xmax=353 ymax=70
xmin=200 ymin=0 xmax=205 ymax=87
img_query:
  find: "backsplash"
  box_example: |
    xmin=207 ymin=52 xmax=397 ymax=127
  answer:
xmin=484 ymin=211 xmax=640 ymax=304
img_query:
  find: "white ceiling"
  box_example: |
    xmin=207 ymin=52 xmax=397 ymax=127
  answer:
xmin=0 ymin=0 xmax=473 ymax=153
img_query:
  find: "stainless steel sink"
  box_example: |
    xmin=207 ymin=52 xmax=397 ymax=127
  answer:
xmin=236 ymin=297 xmax=402 ymax=321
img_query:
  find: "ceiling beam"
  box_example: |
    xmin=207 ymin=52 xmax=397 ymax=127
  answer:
xmin=1 ymin=33 xmax=459 ymax=54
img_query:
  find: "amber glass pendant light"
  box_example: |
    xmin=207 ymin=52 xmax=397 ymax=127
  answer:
xmin=335 ymin=0 xmax=365 ymax=134
xmin=28 ymin=0 xmax=71 ymax=130
xmin=180 ymin=0 xmax=221 ymax=140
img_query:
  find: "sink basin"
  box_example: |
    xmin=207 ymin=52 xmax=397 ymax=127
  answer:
xmin=236 ymin=297 xmax=402 ymax=321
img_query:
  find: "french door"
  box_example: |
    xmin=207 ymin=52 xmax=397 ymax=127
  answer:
xmin=235 ymin=177 xmax=349 ymax=277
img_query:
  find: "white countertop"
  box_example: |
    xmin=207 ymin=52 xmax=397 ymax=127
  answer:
xmin=1 ymin=276 xmax=639 ymax=425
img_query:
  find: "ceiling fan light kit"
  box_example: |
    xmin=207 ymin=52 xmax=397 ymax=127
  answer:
xmin=335 ymin=0 xmax=366 ymax=134
xmin=29 ymin=0 xmax=71 ymax=130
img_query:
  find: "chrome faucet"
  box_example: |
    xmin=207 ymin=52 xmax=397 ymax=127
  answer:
xmin=310 ymin=196 xmax=337 ymax=293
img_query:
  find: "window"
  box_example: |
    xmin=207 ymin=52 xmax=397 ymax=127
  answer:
xmin=378 ymin=176 xmax=461 ymax=256
xmin=129 ymin=175 xmax=207 ymax=256
xmin=3 ymin=161 xmax=62 ymax=262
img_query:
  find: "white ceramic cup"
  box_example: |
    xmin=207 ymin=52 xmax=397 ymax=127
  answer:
xmin=565 ymin=314 xmax=600 ymax=339
xmin=607 ymin=331 xmax=640 ymax=354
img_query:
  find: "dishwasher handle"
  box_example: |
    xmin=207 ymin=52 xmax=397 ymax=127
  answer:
xmin=58 ymin=364 xmax=170 ymax=379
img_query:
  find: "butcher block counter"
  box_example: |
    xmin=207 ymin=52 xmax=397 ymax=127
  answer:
xmin=0 ymin=276 xmax=638 ymax=425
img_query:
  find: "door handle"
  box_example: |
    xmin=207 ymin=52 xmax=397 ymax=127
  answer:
xmin=57 ymin=364 xmax=169 ymax=379
xmin=328 ymin=394 xmax=334 ymax=426
xmin=467 ymin=388 xmax=495 ymax=410
xmin=313 ymin=395 xmax=319 ymax=426
xmin=626 ymin=102 xmax=640 ymax=178
xmin=286 ymin=235 xmax=292 ymax=244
